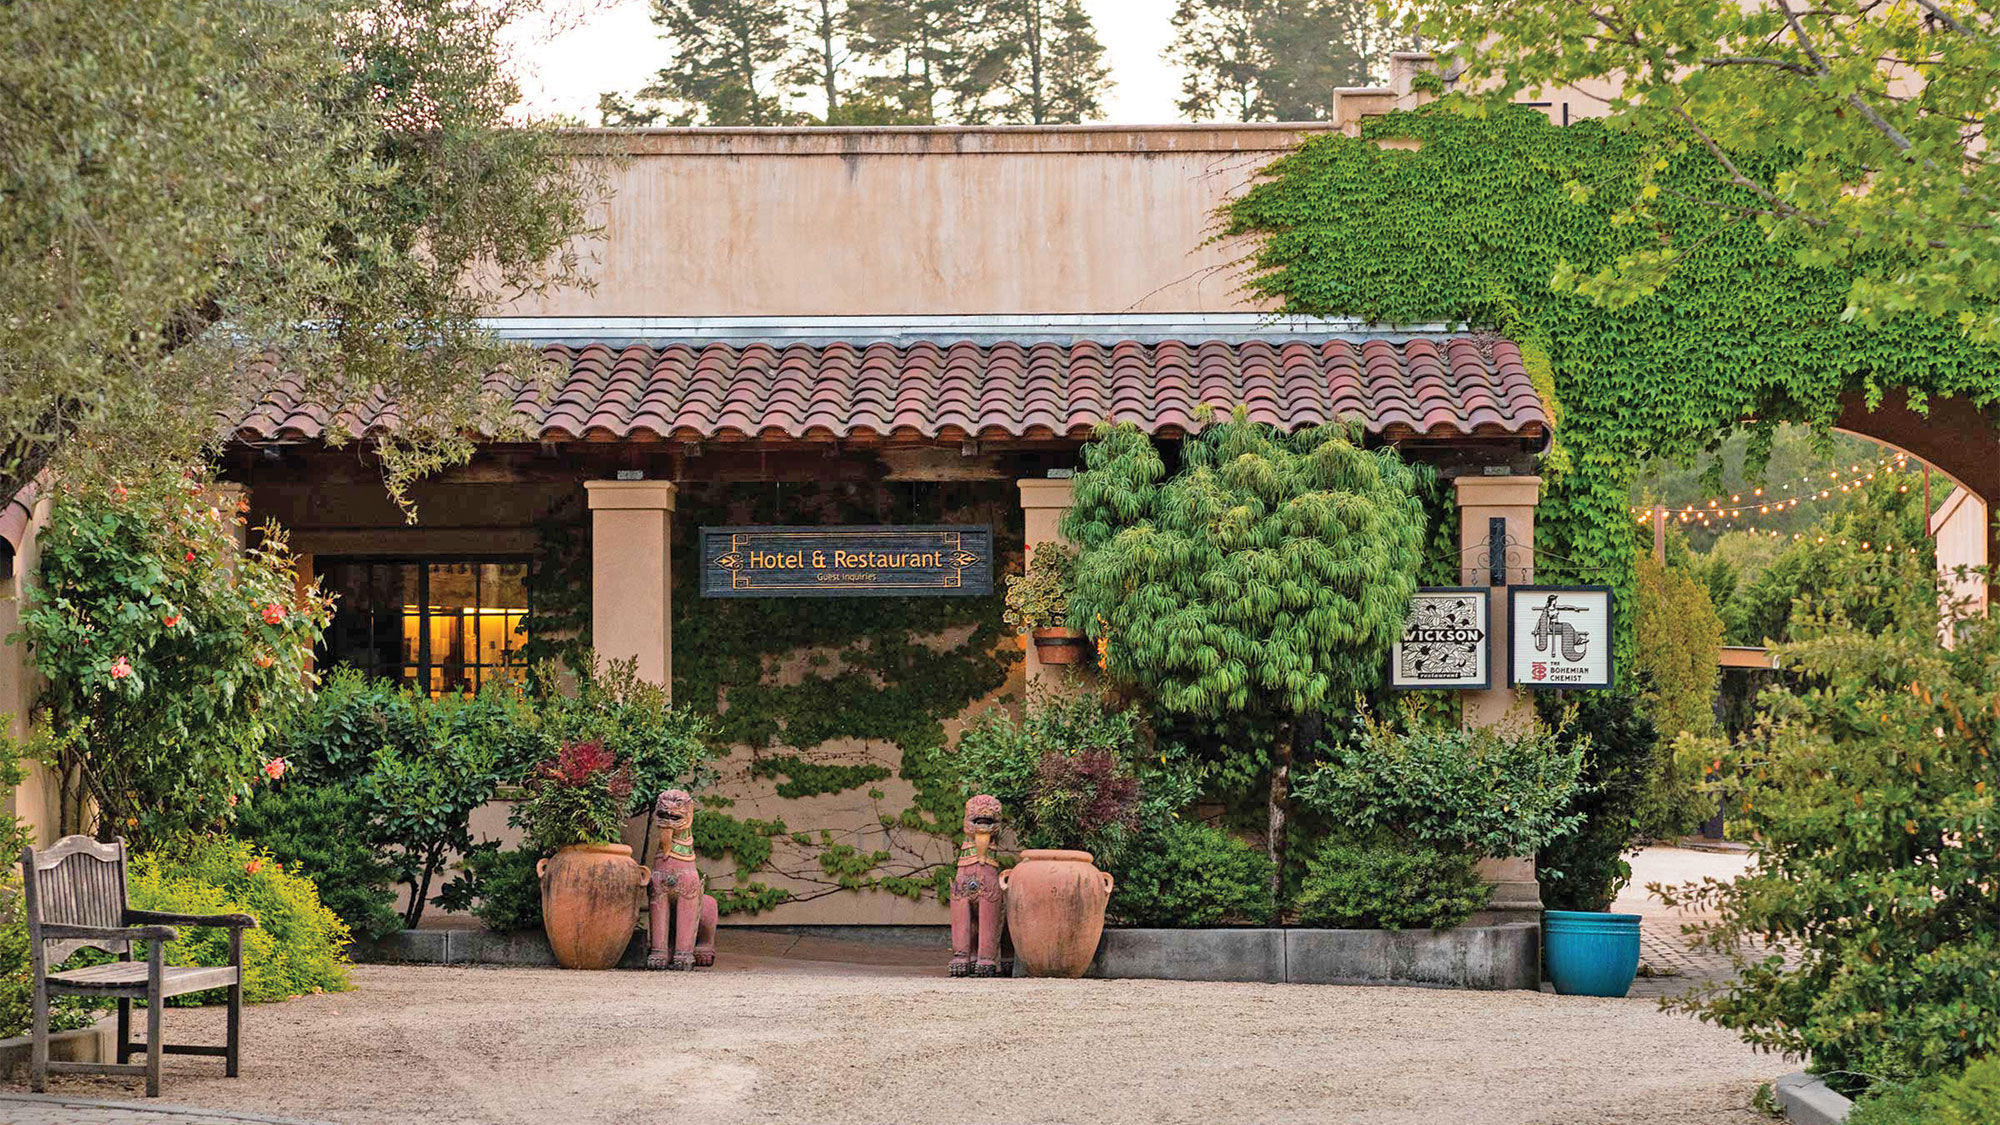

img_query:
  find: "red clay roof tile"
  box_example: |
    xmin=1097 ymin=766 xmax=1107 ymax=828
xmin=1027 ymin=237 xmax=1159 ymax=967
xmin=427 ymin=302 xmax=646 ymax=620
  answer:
xmin=226 ymin=337 xmax=1548 ymax=446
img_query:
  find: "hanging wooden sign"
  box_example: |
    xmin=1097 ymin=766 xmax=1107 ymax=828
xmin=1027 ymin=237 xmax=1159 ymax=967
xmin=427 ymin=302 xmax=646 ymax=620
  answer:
xmin=1509 ymin=586 xmax=1615 ymax=689
xmin=699 ymin=525 xmax=995 ymax=597
xmin=1390 ymin=588 xmax=1493 ymax=690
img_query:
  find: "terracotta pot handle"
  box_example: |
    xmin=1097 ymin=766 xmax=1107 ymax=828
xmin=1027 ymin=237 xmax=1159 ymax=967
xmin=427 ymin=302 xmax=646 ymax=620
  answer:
xmin=636 ymin=864 xmax=652 ymax=887
xmin=998 ymin=870 xmax=1011 ymax=893
xmin=536 ymin=858 xmax=548 ymax=878
xmin=1100 ymin=872 xmax=1115 ymax=896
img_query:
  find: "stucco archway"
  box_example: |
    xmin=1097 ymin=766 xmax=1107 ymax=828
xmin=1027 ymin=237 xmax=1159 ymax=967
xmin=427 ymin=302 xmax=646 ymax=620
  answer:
xmin=1834 ymin=388 xmax=2000 ymax=610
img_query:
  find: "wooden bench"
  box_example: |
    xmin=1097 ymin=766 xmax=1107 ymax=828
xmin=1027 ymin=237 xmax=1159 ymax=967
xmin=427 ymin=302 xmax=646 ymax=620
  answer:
xmin=21 ymin=836 xmax=256 ymax=1097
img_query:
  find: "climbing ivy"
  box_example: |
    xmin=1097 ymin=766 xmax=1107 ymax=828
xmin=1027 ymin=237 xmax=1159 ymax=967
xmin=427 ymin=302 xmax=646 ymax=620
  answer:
xmin=670 ymin=481 xmax=1021 ymax=913
xmin=1225 ymin=97 xmax=2000 ymax=667
xmin=748 ymin=754 xmax=891 ymax=800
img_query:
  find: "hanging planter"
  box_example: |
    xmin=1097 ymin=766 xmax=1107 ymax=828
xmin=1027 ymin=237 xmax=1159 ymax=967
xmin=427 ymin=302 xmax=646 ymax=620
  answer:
xmin=1032 ymin=627 xmax=1089 ymax=664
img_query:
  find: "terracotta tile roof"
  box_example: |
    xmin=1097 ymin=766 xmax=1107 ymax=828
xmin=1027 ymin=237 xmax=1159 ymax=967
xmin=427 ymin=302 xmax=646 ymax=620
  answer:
xmin=227 ymin=336 xmax=1547 ymax=445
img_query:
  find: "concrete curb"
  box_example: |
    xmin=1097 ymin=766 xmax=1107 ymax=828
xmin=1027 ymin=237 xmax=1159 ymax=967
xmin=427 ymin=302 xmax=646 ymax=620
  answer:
xmin=0 ymin=1019 xmax=113 ymax=1080
xmin=1089 ymin=924 xmax=1541 ymax=990
xmin=0 ymin=1092 xmax=335 ymax=1124
xmin=1773 ymin=1072 xmax=1853 ymax=1125
xmin=358 ymin=922 xmax=1541 ymax=990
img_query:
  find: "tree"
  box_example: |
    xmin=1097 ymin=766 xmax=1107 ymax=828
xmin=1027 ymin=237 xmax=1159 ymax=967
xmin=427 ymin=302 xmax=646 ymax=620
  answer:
xmin=1659 ymin=610 xmax=2000 ymax=1086
xmin=1730 ymin=473 xmax=1938 ymax=646
xmin=1405 ymin=0 xmax=2000 ymax=340
xmin=1168 ymin=0 xmax=1404 ymax=122
xmin=622 ymin=0 xmax=798 ymax=126
xmin=18 ymin=475 xmax=331 ymax=850
xmin=966 ymin=0 xmax=1111 ymax=124
xmin=783 ymin=0 xmax=863 ymax=122
xmin=1060 ymin=413 xmax=1428 ymax=891
xmin=0 ymin=0 xmax=600 ymax=507
xmin=846 ymin=0 xmax=985 ymax=122
xmin=1631 ymin=550 xmax=1722 ymax=836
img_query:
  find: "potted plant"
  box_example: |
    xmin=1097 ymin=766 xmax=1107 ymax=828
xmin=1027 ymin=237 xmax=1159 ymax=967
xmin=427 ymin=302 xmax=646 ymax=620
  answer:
xmin=1004 ymin=541 xmax=1088 ymax=665
xmin=521 ymin=740 xmax=651 ymax=969
xmin=1000 ymin=746 xmax=1138 ymax=977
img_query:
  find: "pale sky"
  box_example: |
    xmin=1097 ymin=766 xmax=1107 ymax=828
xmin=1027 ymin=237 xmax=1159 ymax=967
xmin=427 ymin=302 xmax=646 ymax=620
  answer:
xmin=505 ymin=0 xmax=1188 ymax=124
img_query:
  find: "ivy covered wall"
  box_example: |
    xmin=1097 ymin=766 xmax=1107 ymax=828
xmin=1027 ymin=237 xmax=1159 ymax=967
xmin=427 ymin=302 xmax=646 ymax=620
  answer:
xmin=667 ymin=480 xmax=1023 ymax=922
xmin=1225 ymin=97 xmax=2000 ymax=668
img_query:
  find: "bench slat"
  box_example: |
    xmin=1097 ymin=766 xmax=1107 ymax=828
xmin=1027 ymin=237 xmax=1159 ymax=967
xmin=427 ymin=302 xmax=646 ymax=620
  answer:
xmin=46 ymin=962 xmax=239 ymax=996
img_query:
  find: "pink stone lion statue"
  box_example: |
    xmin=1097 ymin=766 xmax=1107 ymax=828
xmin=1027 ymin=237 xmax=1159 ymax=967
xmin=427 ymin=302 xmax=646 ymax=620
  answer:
xmin=949 ymin=794 xmax=1005 ymax=977
xmin=648 ymin=789 xmax=718 ymax=970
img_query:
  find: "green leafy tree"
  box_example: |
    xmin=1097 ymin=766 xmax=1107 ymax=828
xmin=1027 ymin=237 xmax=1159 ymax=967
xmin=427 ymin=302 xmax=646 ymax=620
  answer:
xmin=1222 ymin=100 xmax=2000 ymax=677
xmin=1632 ymin=551 xmax=1722 ymax=835
xmin=1061 ymin=413 xmax=1428 ymax=891
xmin=1730 ymin=473 xmax=1938 ymax=646
xmin=964 ymin=0 xmax=1110 ymax=124
xmin=848 ymin=0 xmax=982 ymax=122
xmin=1405 ymin=0 xmax=2000 ymax=341
xmin=1658 ymin=610 xmax=2000 ymax=1085
xmin=1167 ymin=0 xmax=1404 ymax=122
xmin=0 ymin=0 xmax=599 ymax=507
xmin=19 ymin=478 xmax=331 ymax=849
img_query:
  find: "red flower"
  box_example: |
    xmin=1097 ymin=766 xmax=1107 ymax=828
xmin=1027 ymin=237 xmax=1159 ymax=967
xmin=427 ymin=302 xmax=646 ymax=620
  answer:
xmin=111 ymin=485 xmax=129 ymax=503
xmin=161 ymin=614 xmax=180 ymax=628
xmin=109 ymin=656 xmax=133 ymax=680
xmin=264 ymin=758 xmax=288 ymax=781
xmin=261 ymin=604 xmax=286 ymax=625
xmin=253 ymin=652 xmax=275 ymax=669
xmin=245 ymin=859 xmax=263 ymax=875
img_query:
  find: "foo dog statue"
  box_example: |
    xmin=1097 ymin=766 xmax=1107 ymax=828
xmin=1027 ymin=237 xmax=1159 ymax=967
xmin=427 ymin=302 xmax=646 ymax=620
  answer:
xmin=648 ymin=789 xmax=718 ymax=970
xmin=948 ymin=794 xmax=1004 ymax=977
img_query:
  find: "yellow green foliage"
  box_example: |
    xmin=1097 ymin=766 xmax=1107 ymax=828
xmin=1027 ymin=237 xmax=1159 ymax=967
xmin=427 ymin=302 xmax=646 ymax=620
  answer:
xmin=127 ymin=838 xmax=353 ymax=1004
xmin=1632 ymin=552 xmax=1722 ymax=836
xmin=1633 ymin=552 xmax=1722 ymax=740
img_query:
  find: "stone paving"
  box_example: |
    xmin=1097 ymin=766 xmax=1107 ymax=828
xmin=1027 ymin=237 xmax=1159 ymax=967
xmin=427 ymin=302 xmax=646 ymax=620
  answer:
xmin=0 ymin=1093 xmax=331 ymax=1125
xmin=1615 ymin=844 xmax=1756 ymax=1000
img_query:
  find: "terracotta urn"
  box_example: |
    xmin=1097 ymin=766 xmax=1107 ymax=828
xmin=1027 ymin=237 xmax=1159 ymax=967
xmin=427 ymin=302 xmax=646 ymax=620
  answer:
xmin=1000 ymin=849 xmax=1114 ymax=977
xmin=1032 ymin=628 xmax=1087 ymax=665
xmin=538 ymin=843 xmax=650 ymax=970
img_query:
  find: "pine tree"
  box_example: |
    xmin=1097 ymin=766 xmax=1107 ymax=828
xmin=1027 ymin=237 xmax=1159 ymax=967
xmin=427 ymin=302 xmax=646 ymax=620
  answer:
xmin=1061 ymin=413 xmax=1428 ymax=892
xmin=847 ymin=0 xmax=977 ymax=123
xmin=1166 ymin=0 xmax=1404 ymax=122
xmin=965 ymin=0 xmax=1110 ymax=125
xmin=614 ymin=0 xmax=795 ymax=126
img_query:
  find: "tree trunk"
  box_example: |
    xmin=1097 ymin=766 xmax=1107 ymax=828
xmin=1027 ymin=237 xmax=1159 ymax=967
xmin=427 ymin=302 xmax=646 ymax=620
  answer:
xmin=1267 ymin=718 xmax=1293 ymax=902
xmin=819 ymin=0 xmax=839 ymax=118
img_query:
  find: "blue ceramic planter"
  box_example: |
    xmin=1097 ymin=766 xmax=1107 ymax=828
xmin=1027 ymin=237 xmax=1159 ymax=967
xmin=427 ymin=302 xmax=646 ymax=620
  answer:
xmin=1543 ymin=909 xmax=1642 ymax=997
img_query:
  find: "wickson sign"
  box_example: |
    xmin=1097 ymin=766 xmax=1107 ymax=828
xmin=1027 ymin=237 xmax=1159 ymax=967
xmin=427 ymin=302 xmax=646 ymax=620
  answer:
xmin=699 ymin=525 xmax=995 ymax=597
xmin=1390 ymin=588 xmax=1492 ymax=690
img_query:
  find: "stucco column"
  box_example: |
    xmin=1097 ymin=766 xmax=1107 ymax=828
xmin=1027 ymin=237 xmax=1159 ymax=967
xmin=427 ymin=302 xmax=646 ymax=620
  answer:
xmin=209 ymin=483 xmax=250 ymax=552
xmin=1455 ymin=474 xmax=1544 ymax=921
xmin=1455 ymin=475 xmax=1541 ymax=731
xmin=1018 ymin=478 xmax=1076 ymax=687
xmin=585 ymin=480 xmax=677 ymax=691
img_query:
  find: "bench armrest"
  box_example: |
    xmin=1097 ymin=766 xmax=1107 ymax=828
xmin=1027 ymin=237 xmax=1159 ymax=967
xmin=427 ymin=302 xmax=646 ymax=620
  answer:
xmin=40 ymin=922 xmax=178 ymax=943
xmin=126 ymin=909 xmax=257 ymax=931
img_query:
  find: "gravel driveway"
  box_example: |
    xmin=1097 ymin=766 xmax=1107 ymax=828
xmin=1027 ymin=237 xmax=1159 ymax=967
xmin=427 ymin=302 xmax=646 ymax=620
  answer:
xmin=12 ymin=959 xmax=1783 ymax=1125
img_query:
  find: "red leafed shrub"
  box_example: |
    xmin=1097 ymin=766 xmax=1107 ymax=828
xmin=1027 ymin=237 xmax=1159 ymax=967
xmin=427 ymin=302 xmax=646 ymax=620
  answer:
xmin=1026 ymin=747 xmax=1140 ymax=864
xmin=521 ymin=741 xmax=634 ymax=852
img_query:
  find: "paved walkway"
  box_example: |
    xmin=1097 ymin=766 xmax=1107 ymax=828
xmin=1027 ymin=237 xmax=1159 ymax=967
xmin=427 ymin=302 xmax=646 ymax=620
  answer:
xmin=1615 ymin=845 xmax=1756 ymax=1000
xmin=0 ymin=1093 xmax=330 ymax=1125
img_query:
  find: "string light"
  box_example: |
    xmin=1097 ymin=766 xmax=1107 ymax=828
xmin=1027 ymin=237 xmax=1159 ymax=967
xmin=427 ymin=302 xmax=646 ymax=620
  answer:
xmin=1628 ymin=450 xmax=1913 ymax=528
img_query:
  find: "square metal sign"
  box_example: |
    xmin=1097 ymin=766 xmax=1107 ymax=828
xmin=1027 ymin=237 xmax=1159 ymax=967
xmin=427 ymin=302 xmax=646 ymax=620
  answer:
xmin=1509 ymin=585 xmax=1615 ymax=690
xmin=1391 ymin=587 xmax=1493 ymax=690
